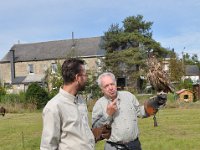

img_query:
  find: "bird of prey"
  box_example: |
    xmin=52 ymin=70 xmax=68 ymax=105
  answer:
xmin=147 ymin=55 xmax=174 ymax=94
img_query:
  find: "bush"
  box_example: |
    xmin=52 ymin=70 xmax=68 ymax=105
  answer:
xmin=49 ymin=88 xmax=59 ymax=99
xmin=0 ymin=86 xmax=6 ymax=101
xmin=0 ymin=92 xmax=37 ymax=113
xmin=84 ymin=72 xmax=102 ymax=99
xmin=0 ymin=93 xmax=22 ymax=103
xmin=177 ymin=78 xmax=193 ymax=90
xmin=25 ymin=83 xmax=49 ymax=109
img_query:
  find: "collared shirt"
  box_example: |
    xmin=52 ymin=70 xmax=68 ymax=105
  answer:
xmin=40 ymin=88 xmax=95 ymax=150
xmin=92 ymin=91 xmax=147 ymax=143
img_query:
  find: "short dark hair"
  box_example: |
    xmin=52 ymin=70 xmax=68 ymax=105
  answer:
xmin=62 ymin=58 xmax=85 ymax=84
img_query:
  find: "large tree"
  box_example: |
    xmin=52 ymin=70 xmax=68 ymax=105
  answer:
xmin=102 ymin=15 xmax=169 ymax=92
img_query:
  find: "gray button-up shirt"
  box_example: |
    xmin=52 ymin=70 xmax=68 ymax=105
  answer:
xmin=40 ymin=88 xmax=95 ymax=150
xmin=92 ymin=91 xmax=147 ymax=143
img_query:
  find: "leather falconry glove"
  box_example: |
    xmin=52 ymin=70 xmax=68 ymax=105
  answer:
xmin=144 ymin=93 xmax=167 ymax=116
xmin=92 ymin=124 xmax=111 ymax=143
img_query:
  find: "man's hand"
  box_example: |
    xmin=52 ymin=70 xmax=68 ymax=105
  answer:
xmin=106 ymin=99 xmax=118 ymax=116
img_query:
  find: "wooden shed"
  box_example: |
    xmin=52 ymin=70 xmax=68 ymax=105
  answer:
xmin=193 ymin=83 xmax=200 ymax=101
xmin=176 ymin=89 xmax=193 ymax=102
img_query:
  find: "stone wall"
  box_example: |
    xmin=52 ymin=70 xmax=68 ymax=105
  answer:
xmin=0 ymin=57 xmax=101 ymax=93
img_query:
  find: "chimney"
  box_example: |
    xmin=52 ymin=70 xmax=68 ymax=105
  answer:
xmin=71 ymin=32 xmax=74 ymax=46
xmin=72 ymin=32 xmax=74 ymax=41
xmin=10 ymin=49 xmax=15 ymax=83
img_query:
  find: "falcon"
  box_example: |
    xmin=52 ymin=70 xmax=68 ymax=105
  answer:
xmin=147 ymin=55 xmax=174 ymax=94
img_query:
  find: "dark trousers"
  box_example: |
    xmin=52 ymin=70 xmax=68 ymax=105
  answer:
xmin=105 ymin=138 xmax=142 ymax=150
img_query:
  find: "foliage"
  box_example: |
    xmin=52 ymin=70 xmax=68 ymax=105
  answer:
xmin=183 ymin=53 xmax=199 ymax=64
xmin=83 ymin=71 xmax=102 ymax=99
xmin=0 ymin=85 xmax=6 ymax=98
xmin=103 ymin=15 xmax=169 ymax=56
xmin=45 ymin=60 xmax=102 ymax=100
xmin=25 ymin=83 xmax=49 ymax=109
xmin=177 ymin=78 xmax=193 ymax=90
xmin=0 ymin=92 xmax=37 ymax=113
xmin=45 ymin=50 xmax=85 ymax=98
xmin=44 ymin=61 xmax=63 ymax=98
xmin=168 ymin=52 xmax=184 ymax=82
xmin=0 ymin=92 xmax=25 ymax=103
xmin=123 ymin=15 xmax=153 ymax=37
xmin=102 ymin=15 xmax=170 ymax=92
xmin=0 ymin=103 xmax=37 ymax=113
xmin=182 ymin=53 xmax=200 ymax=69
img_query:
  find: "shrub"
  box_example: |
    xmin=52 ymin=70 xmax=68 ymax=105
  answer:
xmin=0 ymin=93 xmax=21 ymax=103
xmin=0 ymin=86 xmax=6 ymax=101
xmin=177 ymin=78 xmax=193 ymax=90
xmin=84 ymin=71 xmax=102 ymax=99
xmin=25 ymin=83 xmax=49 ymax=109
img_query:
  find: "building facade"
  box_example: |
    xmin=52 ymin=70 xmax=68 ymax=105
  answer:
xmin=0 ymin=37 xmax=105 ymax=93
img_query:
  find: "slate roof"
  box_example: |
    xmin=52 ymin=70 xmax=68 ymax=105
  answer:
xmin=0 ymin=36 xmax=105 ymax=63
xmin=185 ymin=65 xmax=200 ymax=76
xmin=12 ymin=76 xmax=26 ymax=84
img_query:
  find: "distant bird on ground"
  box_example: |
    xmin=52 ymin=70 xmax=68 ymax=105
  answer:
xmin=147 ymin=55 xmax=174 ymax=94
xmin=0 ymin=106 xmax=6 ymax=116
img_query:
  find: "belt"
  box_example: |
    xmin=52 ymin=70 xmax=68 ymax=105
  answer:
xmin=117 ymin=137 xmax=138 ymax=145
xmin=107 ymin=137 xmax=139 ymax=149
xmin=107 ymin=141 xmax=129 ymax=150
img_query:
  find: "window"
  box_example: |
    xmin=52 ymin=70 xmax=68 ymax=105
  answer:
xmin=184 ymin=95 xmax=189 ymax=99
xmin=51 ymin=63 xmax=58 ymax=73
xmin=183 ymin=94 xmax=189 ymax=102
xmin=28 ymin=64 xmax=34 ymax=74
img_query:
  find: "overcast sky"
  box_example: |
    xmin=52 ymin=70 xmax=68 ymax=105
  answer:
xmin=0 ymin=0 xmax=200 ymax=59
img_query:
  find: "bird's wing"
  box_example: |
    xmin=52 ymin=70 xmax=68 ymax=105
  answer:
xmin=147 ymin=55 xmax=174 ymax=93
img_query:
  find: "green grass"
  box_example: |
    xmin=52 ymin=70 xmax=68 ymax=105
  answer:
xmin=139 ymin=108 xmax=200 ymax=150
xmin=0 ymin=113 xmax=42 ymax=150
xmin=95 ymin=107 xmax=200 ymax=150
xmin=0 ymin=108 xmax=200 ymax=150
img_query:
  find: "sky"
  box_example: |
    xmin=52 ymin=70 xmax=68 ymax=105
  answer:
xmin=0 ymin=0 xmax=200 ymax=60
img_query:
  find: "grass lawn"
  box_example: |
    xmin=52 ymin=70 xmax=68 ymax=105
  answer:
xmin=0 ymin=108 xmax=200 ymax=150
xmin=95 ymin=108 xmax=200 ymax=150
xmin=0 ymin=113 xmax=42 ymax=150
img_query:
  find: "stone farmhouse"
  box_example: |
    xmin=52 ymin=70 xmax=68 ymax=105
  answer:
xmin=0 ymin=36 xmax=105 ymax=93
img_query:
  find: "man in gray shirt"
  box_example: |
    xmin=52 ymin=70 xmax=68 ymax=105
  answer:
xmin=92 ymin=72 xmax=166 ymax=150
xmin=40 ymin=58 xmax=95 ymax=150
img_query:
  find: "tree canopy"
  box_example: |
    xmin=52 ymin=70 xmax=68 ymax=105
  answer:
xmin=169 ymin=52 xmax=184 ymax=82
xmin=101 ymin=15 xmax=170 ymax=92
xmin=182 ymin=53 xmax=200 ymax=69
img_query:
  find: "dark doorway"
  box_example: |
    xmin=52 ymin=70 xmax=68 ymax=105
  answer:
xmin=117 ymin=77 xmax=126 ymax=90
